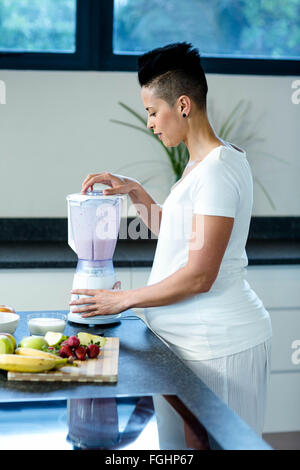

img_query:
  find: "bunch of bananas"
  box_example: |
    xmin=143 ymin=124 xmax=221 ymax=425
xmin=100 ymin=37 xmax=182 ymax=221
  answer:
xmin=0 ymin=348 xmax=68 ymax=373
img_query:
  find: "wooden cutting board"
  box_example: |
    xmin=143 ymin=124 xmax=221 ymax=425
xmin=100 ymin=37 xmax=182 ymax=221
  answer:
xmin=7 ymin=337 xmax=119 ymax=383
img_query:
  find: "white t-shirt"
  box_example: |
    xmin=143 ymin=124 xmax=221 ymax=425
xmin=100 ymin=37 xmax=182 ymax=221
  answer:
xmin=144 ymin=143 xmax=272 ymax=360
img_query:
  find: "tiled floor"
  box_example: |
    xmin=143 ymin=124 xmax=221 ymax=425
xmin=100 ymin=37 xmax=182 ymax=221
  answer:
xmin=262 ymin=432 xmax=300 ymax=450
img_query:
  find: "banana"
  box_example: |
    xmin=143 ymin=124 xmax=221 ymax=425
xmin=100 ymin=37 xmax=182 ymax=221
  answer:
xmin=16 ymin=347 xmax=59 ymax=360
xmin=15 ymin=348 xmax=70 ymax=369
xmin=15 ymin=348 xmax=73 ymax=369
xmin=0 ymin=354 xmax=62 ymax=373
xmin=15 ymin=348 xmax=62 ymax=361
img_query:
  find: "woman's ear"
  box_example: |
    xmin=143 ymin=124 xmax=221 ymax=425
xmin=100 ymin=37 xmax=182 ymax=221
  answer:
xmin=178 ymin=95 xmax=191 ymax=116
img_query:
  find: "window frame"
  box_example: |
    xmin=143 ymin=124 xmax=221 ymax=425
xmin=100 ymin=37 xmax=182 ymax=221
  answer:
xmin=0 ymin=0 xmax=299 ymax=75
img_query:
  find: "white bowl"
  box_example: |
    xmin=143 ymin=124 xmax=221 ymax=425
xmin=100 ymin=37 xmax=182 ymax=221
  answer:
xmin=0 ymin=313 xmax=20 ymax=334
xmin=27 ymin=312 xmax=67 ymax=336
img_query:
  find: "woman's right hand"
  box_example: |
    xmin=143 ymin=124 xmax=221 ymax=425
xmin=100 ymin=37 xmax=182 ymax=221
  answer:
xmin=81 ymin=172 xmax=140 ymax=196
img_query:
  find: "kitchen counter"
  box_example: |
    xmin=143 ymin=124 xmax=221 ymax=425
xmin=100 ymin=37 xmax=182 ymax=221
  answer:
xmin=0 ymin=239 xmax=299 ymax=268
xmin=0 ymin=310 xmax=271 ymax=450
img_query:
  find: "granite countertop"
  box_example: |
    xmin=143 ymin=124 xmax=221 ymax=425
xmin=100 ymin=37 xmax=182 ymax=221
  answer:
xmin=0 ymin=310 xmax=271 ymax=450
xmin=0 ymin=239 xmax=299 ymax=268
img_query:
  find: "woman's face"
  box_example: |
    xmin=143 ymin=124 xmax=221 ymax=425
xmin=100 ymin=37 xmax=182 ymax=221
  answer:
xmin=141 ymin=86 xmax=186 ymax=147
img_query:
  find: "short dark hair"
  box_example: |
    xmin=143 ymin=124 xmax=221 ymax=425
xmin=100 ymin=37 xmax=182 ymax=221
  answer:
xmin=138 ymin=42 xmax=208 ymax=111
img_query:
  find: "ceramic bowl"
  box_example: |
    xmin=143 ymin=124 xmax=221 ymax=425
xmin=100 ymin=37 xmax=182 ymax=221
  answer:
xmin=0 ymin=312 xmax=20 ymax=334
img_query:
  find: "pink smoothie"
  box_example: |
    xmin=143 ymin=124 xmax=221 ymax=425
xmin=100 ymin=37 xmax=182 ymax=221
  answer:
xmin=70 ymin=200 xmax=121 ymax=260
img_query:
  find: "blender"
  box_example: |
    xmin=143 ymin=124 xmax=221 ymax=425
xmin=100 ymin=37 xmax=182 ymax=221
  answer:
xmin=67 ymin=190 xmax=125 ymax=325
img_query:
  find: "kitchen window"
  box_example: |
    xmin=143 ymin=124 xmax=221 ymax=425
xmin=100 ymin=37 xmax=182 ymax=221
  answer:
xmin=0 ymin=0 xmax=299 ymax=74
xmin=0 ymin=0 xmax=90 ymax=70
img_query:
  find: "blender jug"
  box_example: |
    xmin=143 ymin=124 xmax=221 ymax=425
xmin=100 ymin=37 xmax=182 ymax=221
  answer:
xmin=67 ymin=190 xmax=125 ymax=324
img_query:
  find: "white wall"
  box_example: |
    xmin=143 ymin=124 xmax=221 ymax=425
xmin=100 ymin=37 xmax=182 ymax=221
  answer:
xmin=0 ymin=70 xmax=299 ymax=217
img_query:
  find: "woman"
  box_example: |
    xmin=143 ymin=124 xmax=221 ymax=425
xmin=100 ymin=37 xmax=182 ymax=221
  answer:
xmin=70 ymin=42 xmax=272 ymax=441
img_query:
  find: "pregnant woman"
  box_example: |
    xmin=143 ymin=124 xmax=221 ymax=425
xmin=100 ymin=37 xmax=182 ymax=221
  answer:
xmin=70 ymin=42 xmax=272 ymax=442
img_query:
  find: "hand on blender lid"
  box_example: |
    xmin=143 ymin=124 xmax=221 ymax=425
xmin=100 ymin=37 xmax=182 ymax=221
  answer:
xmin=81 ymin=172 xmax=139 ymax=196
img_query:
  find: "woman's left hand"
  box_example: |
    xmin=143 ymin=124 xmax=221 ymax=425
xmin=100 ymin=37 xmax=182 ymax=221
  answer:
xmin=69 ymin=281 xmax=129 ymax=318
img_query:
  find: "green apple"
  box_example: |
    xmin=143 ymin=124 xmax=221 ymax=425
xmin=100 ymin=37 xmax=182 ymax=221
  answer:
xmin=0 ymin=335 xmax=14 ymax=354
xmin=19 ymin=336 xmax=49 ymax=351
xmin=0 ymin=333 xmax=16 ymax=350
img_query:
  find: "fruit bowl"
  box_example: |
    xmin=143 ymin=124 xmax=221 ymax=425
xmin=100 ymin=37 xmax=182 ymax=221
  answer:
xmin=0 ymin=312 xmax=20 ymax=334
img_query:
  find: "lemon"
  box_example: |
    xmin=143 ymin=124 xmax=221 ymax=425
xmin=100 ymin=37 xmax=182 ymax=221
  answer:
xmin=77 ymin=332 xmax=107 ymax=347
xmin=44 ymin=331 xmax=66 ymax=347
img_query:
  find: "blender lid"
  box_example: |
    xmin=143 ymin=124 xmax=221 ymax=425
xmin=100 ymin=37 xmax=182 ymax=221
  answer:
xmin=66 ymin=190 xmax=126 ymax=202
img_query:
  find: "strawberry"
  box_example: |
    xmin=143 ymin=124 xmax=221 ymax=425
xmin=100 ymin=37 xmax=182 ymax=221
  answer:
xmin=87 ymin=344 xmax=100 ymax=359
xmin=74 ymin=345 xmax=87 ymax=361
xmin=59 ymin=344 xmax=73 ymax=358
xmin=67 ymin=336 xmax=80 ymax=349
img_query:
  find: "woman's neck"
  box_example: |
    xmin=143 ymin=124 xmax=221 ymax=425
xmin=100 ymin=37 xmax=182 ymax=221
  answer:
xmin=183 ymin=111 xmax=224 ymax=162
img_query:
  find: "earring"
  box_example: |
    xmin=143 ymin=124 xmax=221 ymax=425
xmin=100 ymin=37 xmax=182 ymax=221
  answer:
xmin=182 ymin=113 xmax=187 ymax=118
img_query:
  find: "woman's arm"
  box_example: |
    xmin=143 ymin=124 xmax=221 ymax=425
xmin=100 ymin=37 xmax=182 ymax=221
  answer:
xmin=127 ymin=183 xmax=162 ymax=237
xmin=70 ymin=214 xmax=234 ymax=317
xmin=125 ymin=265 xmax=209 ymax=309
xmin=81 ymin=172 xmax=162 ymax=237
xmin=125 ymin=214 xmax=234 ymax=309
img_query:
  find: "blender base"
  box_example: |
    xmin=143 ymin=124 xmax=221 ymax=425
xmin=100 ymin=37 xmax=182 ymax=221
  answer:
xmin=67 ymin=312 xmax=122 ymax=326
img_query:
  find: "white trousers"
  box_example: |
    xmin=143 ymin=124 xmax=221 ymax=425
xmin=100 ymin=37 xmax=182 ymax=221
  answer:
xmin=153 ymin=338 xmax=272 ymax=449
